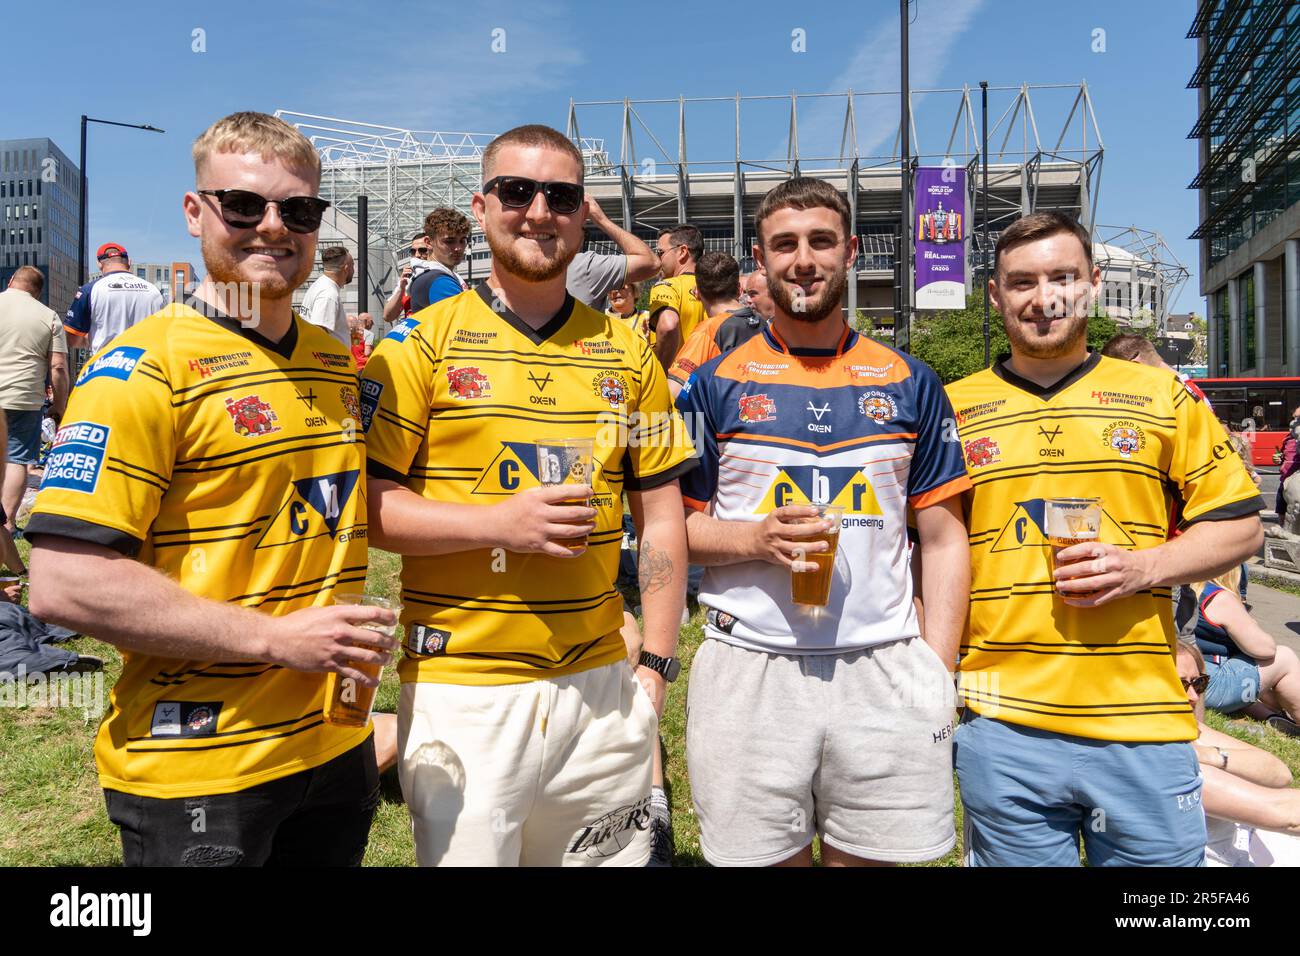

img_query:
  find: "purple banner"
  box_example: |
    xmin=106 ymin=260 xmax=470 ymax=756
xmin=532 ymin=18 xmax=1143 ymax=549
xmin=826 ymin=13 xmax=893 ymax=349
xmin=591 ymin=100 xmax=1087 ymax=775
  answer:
xmin=914 ymin=166 xmax=967 ymax=310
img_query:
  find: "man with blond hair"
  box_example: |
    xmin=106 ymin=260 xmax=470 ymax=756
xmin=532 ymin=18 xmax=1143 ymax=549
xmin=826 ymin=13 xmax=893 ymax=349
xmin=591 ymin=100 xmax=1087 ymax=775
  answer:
xmin=363 ymin=123 xmax=694 ymax=867
xmin=26 ymin=111 xmax=395 ymax=866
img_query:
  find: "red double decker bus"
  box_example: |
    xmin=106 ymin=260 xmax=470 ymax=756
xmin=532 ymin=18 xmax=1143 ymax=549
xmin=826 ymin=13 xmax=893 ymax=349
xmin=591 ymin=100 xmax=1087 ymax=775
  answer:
xmin=1194 ymin=377 xmax=1300 ymax=466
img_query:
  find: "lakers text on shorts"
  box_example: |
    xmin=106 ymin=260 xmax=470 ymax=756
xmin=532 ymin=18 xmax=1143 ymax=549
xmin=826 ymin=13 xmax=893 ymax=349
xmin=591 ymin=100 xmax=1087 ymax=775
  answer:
xmin=397 ymin=660 xmax=657 ymax=866
xmin=685 ymin=636 xmax=957 ymax=866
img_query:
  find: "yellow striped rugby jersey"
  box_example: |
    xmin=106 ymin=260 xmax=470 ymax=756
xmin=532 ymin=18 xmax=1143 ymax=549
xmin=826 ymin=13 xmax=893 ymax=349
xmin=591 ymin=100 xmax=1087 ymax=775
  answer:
xmin=361 ymin=284 xmax=695 ymax=686
xmin=647 ymin=273 xmax=707 ymax=345
xmin=27 ymin=301 xmax=370 ymax=798
xmin=946 ymin=352 xmax=1264 ymax=742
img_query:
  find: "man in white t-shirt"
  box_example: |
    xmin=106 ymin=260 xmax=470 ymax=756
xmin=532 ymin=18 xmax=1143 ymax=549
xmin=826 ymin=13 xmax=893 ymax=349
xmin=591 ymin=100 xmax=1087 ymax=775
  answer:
xmin=0 ymin=266 xmax=69 ymax=537
xmin=64 ymin=243 xmax=165 ymax=355
xmin=299 ymin=246 xmax=354 ymax=347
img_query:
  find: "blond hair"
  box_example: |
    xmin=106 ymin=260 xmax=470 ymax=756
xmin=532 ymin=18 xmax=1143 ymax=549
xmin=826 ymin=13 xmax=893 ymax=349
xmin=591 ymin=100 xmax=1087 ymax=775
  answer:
xmin=192 ymin=112 xmax=320 ymax=184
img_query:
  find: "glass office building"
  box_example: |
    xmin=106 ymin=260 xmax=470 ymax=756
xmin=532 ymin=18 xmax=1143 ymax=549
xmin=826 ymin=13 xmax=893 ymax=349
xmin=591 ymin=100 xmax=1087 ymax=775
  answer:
xmin=1190 ymin=0 xmax=1300 ymax=376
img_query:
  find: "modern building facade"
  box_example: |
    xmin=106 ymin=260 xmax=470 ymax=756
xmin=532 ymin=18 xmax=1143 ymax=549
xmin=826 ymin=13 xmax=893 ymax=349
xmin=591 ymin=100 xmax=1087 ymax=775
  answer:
xmin=0 ymin=137 xmax=81 ymax=311
xmin=1191 ymin=0 xmax=1300 ymax=379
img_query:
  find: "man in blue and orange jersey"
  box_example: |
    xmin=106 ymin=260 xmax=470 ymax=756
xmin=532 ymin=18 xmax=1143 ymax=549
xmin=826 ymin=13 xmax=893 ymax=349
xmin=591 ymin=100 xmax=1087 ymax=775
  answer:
xmin=675 ymin=177 xmax=971 ymax=867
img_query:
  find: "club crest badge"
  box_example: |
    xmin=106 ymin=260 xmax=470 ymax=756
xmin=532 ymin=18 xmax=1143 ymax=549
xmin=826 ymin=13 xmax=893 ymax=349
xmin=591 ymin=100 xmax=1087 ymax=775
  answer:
xmin=592 ymin=372 xmax=629 ymax=409
xmin=738 ymin=393 xmax=776 ymax=424
xmin=963 ymin=436 xmax=1001 ymax=469
xmin=1103 ymin=421 xmax=1147 ymax=459
xmin=339 ymin=386 xmax=361 ymax=423
xmin=225 ymin=395 xmax=280 ymax=438
xmin=858 ymin=390 xmax=898 ymax=423
xmin=446 ymin=365 xmax=491 ymax=399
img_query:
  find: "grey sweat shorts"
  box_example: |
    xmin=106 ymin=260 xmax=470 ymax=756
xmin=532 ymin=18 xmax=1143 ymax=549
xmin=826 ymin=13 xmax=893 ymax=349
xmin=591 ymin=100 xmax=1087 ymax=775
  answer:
xmin=685 ymin=636 xmax=957 ymax=866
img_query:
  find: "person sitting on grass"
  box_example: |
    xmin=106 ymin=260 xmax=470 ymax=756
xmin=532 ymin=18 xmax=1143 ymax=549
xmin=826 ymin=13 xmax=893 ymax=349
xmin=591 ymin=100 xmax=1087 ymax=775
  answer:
xmin=1176 ymin=639 xmax=1300 ymax=866
xmin=1193 ymin=568 xmax=1300 ymax=737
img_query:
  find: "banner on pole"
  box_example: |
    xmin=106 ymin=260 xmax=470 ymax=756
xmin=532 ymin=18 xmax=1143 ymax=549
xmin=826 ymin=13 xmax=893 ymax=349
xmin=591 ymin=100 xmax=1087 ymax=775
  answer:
xmin=914 ymin=166 xmax=967 ymax=310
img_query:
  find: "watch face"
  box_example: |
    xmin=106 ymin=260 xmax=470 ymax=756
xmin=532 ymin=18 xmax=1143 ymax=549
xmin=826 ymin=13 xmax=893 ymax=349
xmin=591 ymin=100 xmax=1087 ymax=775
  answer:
xmin=665 ymin=658 xmax=681 ymax=682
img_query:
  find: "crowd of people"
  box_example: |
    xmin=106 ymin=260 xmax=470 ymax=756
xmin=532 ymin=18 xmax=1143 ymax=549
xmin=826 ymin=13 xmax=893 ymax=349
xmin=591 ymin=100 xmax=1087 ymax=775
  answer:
xmin=1 ymin=108 xmax=1294 ymax=869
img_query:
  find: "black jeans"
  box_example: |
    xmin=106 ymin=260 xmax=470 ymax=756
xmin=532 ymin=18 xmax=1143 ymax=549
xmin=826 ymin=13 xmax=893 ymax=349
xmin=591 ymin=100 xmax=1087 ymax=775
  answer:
xmin=104 ymin=736 xmax=379 ymax=867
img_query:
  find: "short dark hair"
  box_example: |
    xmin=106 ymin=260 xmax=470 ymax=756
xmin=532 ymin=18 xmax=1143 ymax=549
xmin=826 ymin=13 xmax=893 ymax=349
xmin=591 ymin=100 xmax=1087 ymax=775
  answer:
xmin=9 ymin=265 xmax=44 ymax=295
xmin=754 ymin=177 xmax=852 ymax=247
xmin=657 ymin=224 xmax=703 ymax=264
xmin=482 ymin=124 xmax=585 ymax=184
xmin=424 ymin=207 xmax=470 ymax=240
xmin=320 ymin=246 xmax=349 ymax=268
xmin=1100 ymin=333 xmax=1160 ymax=363
xmin=993 ymin=211 xmax=1093 ymax=278
xmin=696 ymin=251 xmax=740 ymax=304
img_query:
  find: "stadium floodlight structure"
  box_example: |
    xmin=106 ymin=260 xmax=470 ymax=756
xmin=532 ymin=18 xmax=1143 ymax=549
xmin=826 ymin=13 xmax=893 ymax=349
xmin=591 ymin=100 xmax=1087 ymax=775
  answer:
xmin=1092 ymin=224 xmax=1191 ymax=333
xmin=567 ymin=83 xmax=1105 ymax=331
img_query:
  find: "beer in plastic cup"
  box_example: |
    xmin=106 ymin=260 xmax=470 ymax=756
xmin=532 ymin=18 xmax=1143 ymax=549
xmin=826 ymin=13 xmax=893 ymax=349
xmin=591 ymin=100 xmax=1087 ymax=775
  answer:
xmin=791 ymin=504 xmax=844 ymax=607
xmin=536 ymin=437 xmax=595 ymax=552
xmin=323 ymin=593 xmax=401 ymax=728
xmin=1044 ymin=497 xmax=1103 ymax=597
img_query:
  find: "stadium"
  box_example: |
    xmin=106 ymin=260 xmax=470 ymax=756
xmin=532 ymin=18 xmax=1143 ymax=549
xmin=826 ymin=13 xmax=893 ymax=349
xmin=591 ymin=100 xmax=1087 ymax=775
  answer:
xmin=279 ymin=83 xmax=1188 ymax=339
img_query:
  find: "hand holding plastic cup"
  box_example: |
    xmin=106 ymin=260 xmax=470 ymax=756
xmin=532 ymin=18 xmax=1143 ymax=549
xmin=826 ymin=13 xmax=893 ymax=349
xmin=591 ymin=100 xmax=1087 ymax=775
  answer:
xmin=535 ymin=437 xmax=595 ymax=552
xmin=323 ymin=592 xmax=402 ymax=728
xmin=791 ymin=503 xmax=844 ymax=607
xmin=1045 ymin=498 xmax=1104 ymax=599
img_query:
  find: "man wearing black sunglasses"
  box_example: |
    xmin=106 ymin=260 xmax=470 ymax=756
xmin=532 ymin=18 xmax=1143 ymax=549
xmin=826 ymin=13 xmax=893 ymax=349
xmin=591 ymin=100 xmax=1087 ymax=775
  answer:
xmin=363 ymin=123 xmax=694 ymax=867
xmin=26 ymin=111 xmax=394 ymax=867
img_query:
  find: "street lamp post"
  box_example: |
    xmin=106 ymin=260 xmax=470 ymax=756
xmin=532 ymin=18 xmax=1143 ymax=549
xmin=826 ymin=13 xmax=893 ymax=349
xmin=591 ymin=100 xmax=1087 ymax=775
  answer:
xmin=78 ymin=115 xmax=165 ymax=286
xmin=980 ymin=81 xmax=990 ymax=368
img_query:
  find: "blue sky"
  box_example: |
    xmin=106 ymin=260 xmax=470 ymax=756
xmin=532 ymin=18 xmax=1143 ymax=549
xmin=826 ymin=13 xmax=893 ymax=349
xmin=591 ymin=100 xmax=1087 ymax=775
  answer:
xmin=6 ymin=0 xmax=1203 ymax=308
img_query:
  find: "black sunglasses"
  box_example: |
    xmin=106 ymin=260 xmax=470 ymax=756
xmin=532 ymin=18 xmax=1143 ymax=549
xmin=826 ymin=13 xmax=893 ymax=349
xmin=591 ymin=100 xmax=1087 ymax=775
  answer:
xmin=1181 ymin=674 xmax=1210 ymax=693
xmin=198 ymin=189 xmax=331 ymax=234
xmin=409 ymin=246 xmax=431 ymax=256
xmin=482 ymin=176 xmax=584 ymax=215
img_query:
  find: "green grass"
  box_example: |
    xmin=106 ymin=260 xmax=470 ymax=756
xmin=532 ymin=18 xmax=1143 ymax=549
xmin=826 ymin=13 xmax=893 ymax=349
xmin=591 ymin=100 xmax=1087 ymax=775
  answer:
xmin=3 ymin=548 xmax=1299 ymax=866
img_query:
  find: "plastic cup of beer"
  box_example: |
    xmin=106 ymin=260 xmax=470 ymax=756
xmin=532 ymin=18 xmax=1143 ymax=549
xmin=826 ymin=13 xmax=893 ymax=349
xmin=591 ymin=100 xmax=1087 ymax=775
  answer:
xmin=536 ymin=437 xmax=595 ymax=552
xmin=1044 ymin=498 xmax=1103 ymax=591
xmin=323 ymin=593 xmax=401 ymax=728
xmin=791 ymin=504 xmax=844 ymax=607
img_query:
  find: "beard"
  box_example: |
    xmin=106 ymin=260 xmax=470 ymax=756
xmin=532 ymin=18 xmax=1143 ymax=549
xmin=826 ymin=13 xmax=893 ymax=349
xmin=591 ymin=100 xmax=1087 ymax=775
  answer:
xmin=768 ymin=265 xmax=848 ymax=324
xmin=199 ymin=232 xmax=309 ymax=303
xmin=484 ymin=225 xmax=577 ymax=283
xmin=1003 ymin=309 xmax=1090 ymax=359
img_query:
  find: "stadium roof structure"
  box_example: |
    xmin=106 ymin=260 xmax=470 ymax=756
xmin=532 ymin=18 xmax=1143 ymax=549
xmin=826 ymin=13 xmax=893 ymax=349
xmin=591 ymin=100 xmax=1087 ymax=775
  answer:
xmin=274 ymin=110 xmax=610 ymax=252
xmin=1092 ymin=224 xmax=1191 ymax=331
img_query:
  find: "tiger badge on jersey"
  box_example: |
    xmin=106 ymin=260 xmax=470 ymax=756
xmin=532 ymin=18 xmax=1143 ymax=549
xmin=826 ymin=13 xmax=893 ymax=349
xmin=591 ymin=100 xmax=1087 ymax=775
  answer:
xmin=1103 ymin=421 xmax=1147 ymax=459
xmin=225 ymin=395 xmax=281 ymax=438
xmin=593 ymin=371 xmax=629 ymax=409
xmin=858 ymin=390 xmax=898 ymax=424
xmin=447 ymin=365 xmax=491 ymax=400
xmin=738 ymin=393 xmax=776 ymax=424
xmin=963 ymin=437 xmax=1001 ymax=469
xmin=340 ymin=386 xmax=361 ymax=423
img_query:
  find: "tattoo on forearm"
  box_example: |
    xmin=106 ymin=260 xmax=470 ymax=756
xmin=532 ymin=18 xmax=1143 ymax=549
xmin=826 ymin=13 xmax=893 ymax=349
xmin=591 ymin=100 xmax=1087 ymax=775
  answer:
xmin=638 ymin=539 xmax=675 ymax=597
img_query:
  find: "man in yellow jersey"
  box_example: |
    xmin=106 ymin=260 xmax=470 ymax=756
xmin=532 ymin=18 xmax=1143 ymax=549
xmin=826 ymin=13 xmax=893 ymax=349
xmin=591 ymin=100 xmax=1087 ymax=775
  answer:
xmin=648 ymin=223 xmax=707 ymax=368
xmin=947 ymin=211 xmax=1265 ymax=866
xmin=24 ymin=112 xmax=397 ymax=867
xmin=667 ymin=251 xmax=764 ymax=399
xmin=362 ymin=123 xmax=694 ymax=867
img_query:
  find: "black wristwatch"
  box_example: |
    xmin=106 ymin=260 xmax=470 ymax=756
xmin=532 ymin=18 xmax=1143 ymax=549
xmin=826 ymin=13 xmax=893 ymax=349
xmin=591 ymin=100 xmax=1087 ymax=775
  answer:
xmin=638 ymin=650 xmax=681 ymax=683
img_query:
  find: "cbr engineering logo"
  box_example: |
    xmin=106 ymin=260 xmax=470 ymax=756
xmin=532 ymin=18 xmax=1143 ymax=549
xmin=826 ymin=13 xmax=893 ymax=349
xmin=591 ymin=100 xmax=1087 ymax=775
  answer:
xmin=989 ymin=498 xmax=1136 ymax=552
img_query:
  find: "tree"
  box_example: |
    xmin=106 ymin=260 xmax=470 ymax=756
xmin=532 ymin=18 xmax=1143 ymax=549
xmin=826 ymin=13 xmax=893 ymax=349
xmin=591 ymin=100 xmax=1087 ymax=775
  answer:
xmin=908 ymin=288 xmax=1121 ymax=384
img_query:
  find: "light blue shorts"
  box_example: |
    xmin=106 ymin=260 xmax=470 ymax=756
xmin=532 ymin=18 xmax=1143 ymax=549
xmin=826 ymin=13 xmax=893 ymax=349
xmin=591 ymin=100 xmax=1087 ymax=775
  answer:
xmin=954 ymin=714 xmax=1206 ymax=866
xmin=1203 ymin=655 xmax=1261 ymax=714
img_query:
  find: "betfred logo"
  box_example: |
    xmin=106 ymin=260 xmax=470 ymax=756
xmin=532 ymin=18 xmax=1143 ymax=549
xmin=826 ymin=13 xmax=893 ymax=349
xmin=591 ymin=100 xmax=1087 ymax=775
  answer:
xmin=41 ymin=422 xmax=110 ymax=495
xmin=75 ymin=346 xmax=145 ymax=386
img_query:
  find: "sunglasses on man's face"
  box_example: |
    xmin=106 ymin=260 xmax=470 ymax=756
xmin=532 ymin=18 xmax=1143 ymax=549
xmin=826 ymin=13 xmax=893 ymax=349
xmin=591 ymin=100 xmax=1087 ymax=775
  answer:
xmin=410 ymin=246 xmax=432 ymax=256
xmin=1181 ymin=674 xmax=1210 ymax=693
xmin=198 ymin=189 xmax=331 ymax=234
xmin=482 ymin=176 xmax=584 ymax=215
